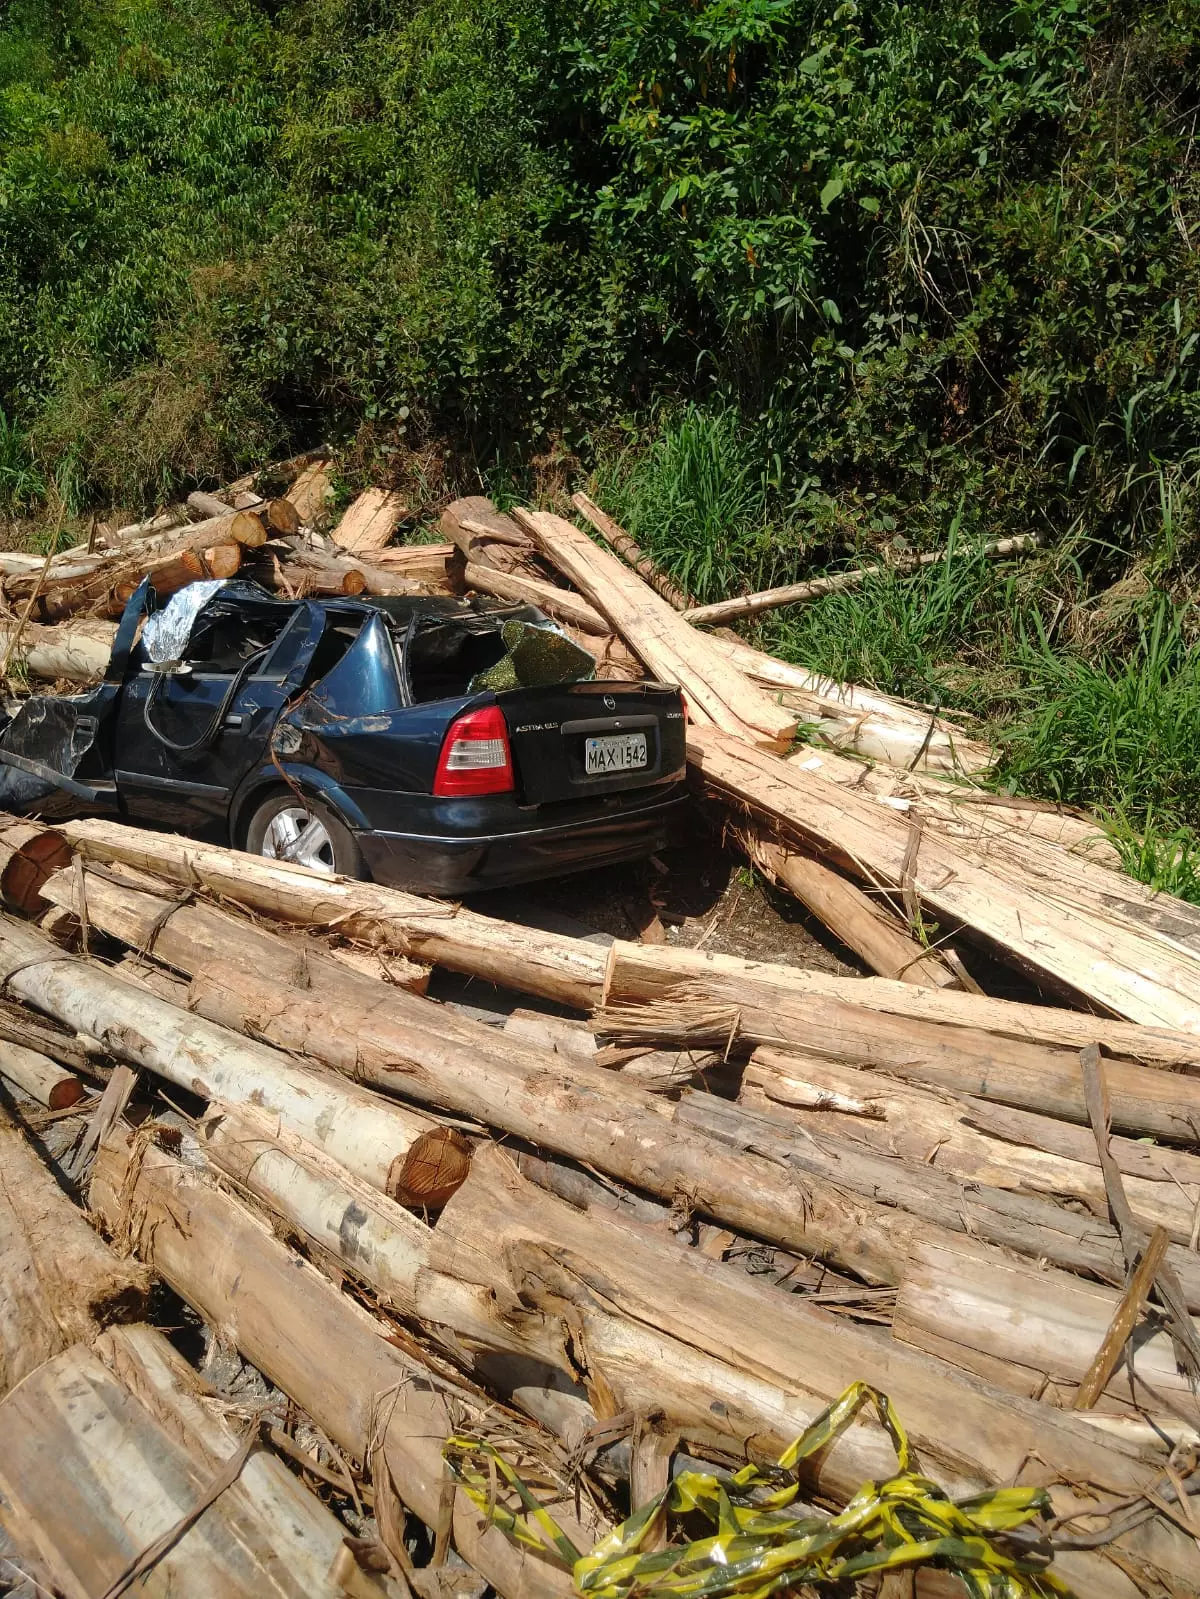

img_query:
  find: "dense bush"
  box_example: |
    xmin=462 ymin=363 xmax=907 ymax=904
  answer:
xmin=0 ymin=0 xmax=1196 ymax=541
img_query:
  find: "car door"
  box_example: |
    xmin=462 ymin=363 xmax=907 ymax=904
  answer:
xmin=114 ymin=603 xmax=312 ymax=833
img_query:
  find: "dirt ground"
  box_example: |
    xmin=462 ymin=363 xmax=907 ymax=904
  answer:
xmin=478 ymin=812 xmax=865 ymax=978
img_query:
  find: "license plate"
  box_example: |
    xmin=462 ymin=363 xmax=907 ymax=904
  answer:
xmin=585 ymin=732 xmax=648 ymax=775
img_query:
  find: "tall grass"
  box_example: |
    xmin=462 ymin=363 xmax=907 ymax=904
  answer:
xmin=0 ymin=409 xmax=44 ymax=513
xmin=589 ymin=407 xmax=789 ymax=605
xmin=762 ymin=531 xmax=1012 ymax=709
xmin=998 ymin=600 xmax=1200 ymax=834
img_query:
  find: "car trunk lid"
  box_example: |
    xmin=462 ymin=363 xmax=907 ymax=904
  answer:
xmin=495 ymin=679 xmax=686 ymax=806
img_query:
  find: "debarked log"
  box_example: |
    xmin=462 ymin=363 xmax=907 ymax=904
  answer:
xmin=0 ymin=618 xmax=116 ymax=682
xmin=183 ymin=952 xmax=977 ymax=1287
xmin=59 ymin=817 xmax=608 ymax=1007
xmin=600 ymin=940 xmax=1200 ymax=1140
xmin=0 ymin=1099 xmax=149 ymax=1396
xmin=0 ymin=914 xmax=463 ymax=1203
xmin=0 ymin=1326 xmax=352 ymax=1599
xmin=427 ymin=1146 xmax=1192 ymax=1599
xmin=740 ymin=1050 xmax=1200 ymax=1246
xmin=673 ymin=1087 xmax=1200 ymax=1311
xmin=89 ymin=1130 xmax=597 ymax=1599
xmin=893 ymin=1236 xmax=1200 ymax=1419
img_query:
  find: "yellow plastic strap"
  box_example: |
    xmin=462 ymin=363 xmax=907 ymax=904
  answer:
xmin=444 ymin=1382 xmax=1073 ymax=1599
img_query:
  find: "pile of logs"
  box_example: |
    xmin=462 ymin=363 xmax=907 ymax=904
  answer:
xmin=0 ymin=813 xmax=1198 ymax=1596
xmin=3 ymin=465 xmax=1200 ymax=1597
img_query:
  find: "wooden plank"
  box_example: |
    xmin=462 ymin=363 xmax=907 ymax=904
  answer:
xmin=687 ymin=725 xmax=1200 ymax=1028
xmin=710 ymin=636 xmax=994 ymax=772
xmin=571 ymin=492 xmax=691 ymax=608
xmin=517 ymin=509 xmax=796 ymax=748
xmin=333 ymin=489 xmax=409 ymax=554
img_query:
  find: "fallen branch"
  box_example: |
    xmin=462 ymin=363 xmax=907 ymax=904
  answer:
xmin=684 ymin=535 xmax=1043 ymax=626
xmin=571 ymin=492 xmax=692 ymax=610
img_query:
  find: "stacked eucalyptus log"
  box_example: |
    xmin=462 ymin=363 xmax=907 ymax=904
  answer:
xmin=0 ymin=814 xmax=1198 ymax=1599
xmin=0 ymin=454 xmax=459 ymax=680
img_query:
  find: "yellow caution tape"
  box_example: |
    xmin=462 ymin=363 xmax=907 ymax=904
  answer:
xmin=444 ymin=1381 xmax=1073 ymax=1599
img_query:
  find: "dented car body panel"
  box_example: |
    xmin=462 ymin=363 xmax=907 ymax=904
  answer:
xmin=0 ymin=579 xmax=688 ymax=892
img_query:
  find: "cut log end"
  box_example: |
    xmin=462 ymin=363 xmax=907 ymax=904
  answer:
xmin=389 ymin=1127 xmax=473 ymax=1209
xmin=230 ymin=510 xmax=270 ymax=548
xmin=265 ymin=498 xmax=300 ymax=536
xmin=47 ymin=1076 xmax=86 ymax=1111
xmin=0 ymin=826 xmax=72 ymax=915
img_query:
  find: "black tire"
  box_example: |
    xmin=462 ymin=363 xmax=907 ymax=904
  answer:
xmin=243 ymin=790 xmax=364 ymax=879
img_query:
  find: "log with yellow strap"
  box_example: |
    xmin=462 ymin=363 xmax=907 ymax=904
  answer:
xmin=444 ymin=1382 xmax=1071 ymax=1599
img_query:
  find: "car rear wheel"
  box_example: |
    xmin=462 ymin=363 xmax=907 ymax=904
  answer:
xmin=244 ymin=792 xmax=363 ymax=878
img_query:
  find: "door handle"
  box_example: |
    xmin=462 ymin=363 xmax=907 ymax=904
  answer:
xmin=223 ymin=714 xmax=245 ymax=729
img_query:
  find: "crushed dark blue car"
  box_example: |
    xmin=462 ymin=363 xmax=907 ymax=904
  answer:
xmin=0 ymin=578 xmax=689 ymax=893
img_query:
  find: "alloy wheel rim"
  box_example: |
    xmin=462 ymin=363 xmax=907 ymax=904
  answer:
xmin=261 ymin=806 xmax=335 ymax=874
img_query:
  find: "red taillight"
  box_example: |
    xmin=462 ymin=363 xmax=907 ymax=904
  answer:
xmin=433 ymin=704 xmax=514 ymax=797
xmin=680 ymin=693 xmax=689 ymax=724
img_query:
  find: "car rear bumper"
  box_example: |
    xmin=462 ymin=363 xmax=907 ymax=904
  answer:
xmin=356 ymin=785 xmax=689 ymax=894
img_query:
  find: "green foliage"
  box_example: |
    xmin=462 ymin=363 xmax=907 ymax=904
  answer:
xmin=0 ymin=408 xmax=45 ymax=511
xmin=592 ymin=406 xmax=784 ymax=603
xmin=0 ymin=0 xmax=1195 ymax=529
xmin=998 ymin=596 xmax=1200 ymax=830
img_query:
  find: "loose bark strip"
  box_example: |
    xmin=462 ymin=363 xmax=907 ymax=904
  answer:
xmin=59 ymin=817 xmax=607 ymax=1007
xmin=571 ymin=492 xmax=692 ymax=610
xmin=686 ymin=726 xmax=1200 ymax=1029
xmin=518 ymin=508 xmax=795 ymax=748
xmin=90 ymin=1132 xmax=594 ymax=1599
xmin=738 ymin=829 xmax=958 ymax=986
xmin=1074 ymin=1227 xmax=1173 ymax=1410
xmin=0 ymin=914 xmax=455 ymax=1200
xmin=0 ymin=1099 xmax=149 ymax=1396
xmin=0 ymin=1036 xmax=83 ymax=1109
xmin=1080 ymin=1044 xmax=1200 ymax=1384
xmin=684 ymin=535 xmax=1041 ymax=627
